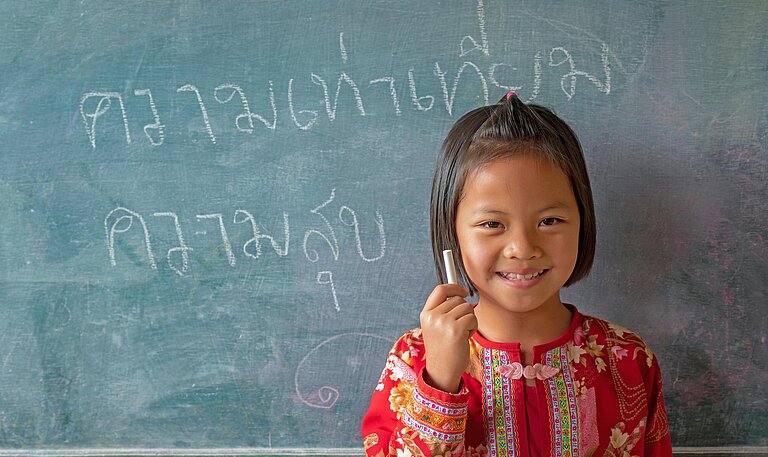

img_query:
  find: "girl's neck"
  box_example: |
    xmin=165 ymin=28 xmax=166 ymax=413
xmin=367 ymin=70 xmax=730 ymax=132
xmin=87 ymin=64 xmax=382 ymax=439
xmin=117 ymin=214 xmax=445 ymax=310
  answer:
xmin=474 ymin=298 xmax=573 ymax=364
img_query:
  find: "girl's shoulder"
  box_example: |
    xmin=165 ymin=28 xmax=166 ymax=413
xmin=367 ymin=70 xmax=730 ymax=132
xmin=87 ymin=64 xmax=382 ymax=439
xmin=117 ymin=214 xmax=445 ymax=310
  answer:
xmin=576 ymin=313 xmax=658 ymax=373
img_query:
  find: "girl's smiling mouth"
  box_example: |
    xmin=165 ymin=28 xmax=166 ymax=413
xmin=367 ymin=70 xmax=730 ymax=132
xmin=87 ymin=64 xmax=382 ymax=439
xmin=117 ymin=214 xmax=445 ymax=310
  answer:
xmin=497 ymin=269 xmax=549 ymax=282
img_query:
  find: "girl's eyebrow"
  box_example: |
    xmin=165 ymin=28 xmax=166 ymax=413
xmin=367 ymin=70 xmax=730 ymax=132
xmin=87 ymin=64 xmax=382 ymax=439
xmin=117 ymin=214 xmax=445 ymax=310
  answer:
xmin=474 ymin=202 xmax=572 ymax=215
xmin=473 ymin=206 xmax=507 ymax=216
xmin=538 ymin=202 xmax=571 ymax=212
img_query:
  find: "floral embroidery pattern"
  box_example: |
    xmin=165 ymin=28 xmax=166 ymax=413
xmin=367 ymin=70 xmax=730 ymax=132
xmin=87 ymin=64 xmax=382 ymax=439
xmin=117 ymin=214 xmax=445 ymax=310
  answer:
xmin=604 ymin=419 xmax=646 ymax=457
xmin=389 ymin=382 xmax=413 ymax=419
xmin=390 ymin=354 xmax=418 ymax=384
xmin=364 ymin=433 xmax=379 ymax=447
xmin=396 ymin=427 xmax=463 ymax=457
xmin=568 ymin=332 xmax=606 ymax=372
xmin=364 ymin=432 xmax=384 ymax=457
xmin=467 ymin=444 xmax=489 ymax=457
xmin=607 ymin=323 xmax=653 ymax=368
xmin=573 ymin=378 xmax=588 ymax=398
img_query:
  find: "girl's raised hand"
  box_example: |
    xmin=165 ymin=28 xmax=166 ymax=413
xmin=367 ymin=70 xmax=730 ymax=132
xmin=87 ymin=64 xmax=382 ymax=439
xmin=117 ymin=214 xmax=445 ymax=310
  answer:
xmin=419 ymin=284 xmax=477 ymax=393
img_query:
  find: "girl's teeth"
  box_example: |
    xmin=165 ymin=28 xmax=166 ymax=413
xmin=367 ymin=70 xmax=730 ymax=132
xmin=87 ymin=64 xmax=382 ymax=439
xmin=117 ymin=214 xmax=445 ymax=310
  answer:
xmin=501 ymin=270 xmax=544 ymax=280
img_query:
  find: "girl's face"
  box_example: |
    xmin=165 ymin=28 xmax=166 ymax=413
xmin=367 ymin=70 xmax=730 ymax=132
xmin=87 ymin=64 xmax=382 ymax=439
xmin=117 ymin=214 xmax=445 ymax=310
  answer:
xmin=455 ymin=152 xmax=580 ymax=316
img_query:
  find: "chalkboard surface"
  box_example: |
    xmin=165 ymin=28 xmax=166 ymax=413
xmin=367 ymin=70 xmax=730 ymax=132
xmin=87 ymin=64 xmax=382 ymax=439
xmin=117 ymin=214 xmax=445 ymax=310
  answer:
xmin=0 ymin=0 xmax=766 ymax=453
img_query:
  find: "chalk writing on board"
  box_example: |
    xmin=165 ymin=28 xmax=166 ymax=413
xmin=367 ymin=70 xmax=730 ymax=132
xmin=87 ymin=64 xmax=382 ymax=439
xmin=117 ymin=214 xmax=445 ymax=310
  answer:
xmin=435 ymin=61 xmax=489 ymax=116
xmin=295 ymin=333 xmax=393 ymax=409
xmin=339 ymin=32 xmax=349 ymax=64
xmin=214 ymin=83 xmax=277 ymax=132
xmin=316 ymin=271 xmax=340 ymax=312
xmin=133 ymin=88 xmax=165 ymax=146
xmin=303 ymin=189 xmax=340 ymax=263
xmin=80 ymin=45 xmax=611 ymax=149
xmin=549 ymin=44 xmax=611 ymax=100
xmin=104 ymin=189 xmax=386 ymax=276
xmin=339 ymin=204 xmax=386 ymax=263
xmin=105 ymin=207 xmax=157 ymax=269
xmin=196 ymin=213 xmax=236 ymax=266
xmin=79 ymin=92 xmax=132 ymax=149
xmin=460 ymin=0 xmax=489 ymax=57
xmin=234 ymin=210 xmax=290 ymax=259
xmin=177 ymin=84 xmax=217 ymax=144
xmin=153 ymin=211 xmax=192 ymax=276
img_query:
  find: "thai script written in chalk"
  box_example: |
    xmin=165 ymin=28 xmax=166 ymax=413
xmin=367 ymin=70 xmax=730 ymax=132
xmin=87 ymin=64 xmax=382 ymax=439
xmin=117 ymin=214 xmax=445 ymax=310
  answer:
xmin=104 ymin=189 xmax=385 ymax=312
xmin=80 ymin=0 xmax=612 ymax=150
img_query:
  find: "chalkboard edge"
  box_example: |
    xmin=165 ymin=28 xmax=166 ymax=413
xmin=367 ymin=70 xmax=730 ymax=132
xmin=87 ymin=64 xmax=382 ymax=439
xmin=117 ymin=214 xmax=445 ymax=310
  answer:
xmin=0 ymin=447 xmax=766 ymax=456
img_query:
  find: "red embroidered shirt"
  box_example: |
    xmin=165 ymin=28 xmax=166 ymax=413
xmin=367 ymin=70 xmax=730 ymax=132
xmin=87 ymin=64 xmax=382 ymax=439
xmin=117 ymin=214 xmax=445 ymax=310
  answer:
xmin=361 ymin=306 xmax=672 ymax=456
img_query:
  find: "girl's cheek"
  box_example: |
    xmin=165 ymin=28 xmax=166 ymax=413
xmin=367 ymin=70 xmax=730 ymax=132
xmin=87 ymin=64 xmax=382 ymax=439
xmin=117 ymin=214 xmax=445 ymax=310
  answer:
xmin=464 ymin=247 xmax=489 ymax=276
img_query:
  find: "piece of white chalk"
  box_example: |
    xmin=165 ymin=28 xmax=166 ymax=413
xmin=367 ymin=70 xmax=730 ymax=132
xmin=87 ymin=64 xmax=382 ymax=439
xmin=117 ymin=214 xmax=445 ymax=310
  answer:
xmin=442 ymin=249 xmax=458 ymax=285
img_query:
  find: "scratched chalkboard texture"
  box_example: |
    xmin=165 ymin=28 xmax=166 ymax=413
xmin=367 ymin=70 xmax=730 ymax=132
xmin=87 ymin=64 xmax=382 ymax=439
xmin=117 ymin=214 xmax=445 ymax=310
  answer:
xmin=0 ymin=0 xmax=766 ymax=452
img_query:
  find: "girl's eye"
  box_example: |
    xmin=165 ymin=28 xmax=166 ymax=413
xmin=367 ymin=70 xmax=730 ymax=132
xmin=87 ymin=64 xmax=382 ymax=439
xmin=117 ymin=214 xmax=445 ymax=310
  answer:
xmin=482 ymin=221 xmax=503 ymax=229
xmin=540 ymin=217 xmax=561 ymax=226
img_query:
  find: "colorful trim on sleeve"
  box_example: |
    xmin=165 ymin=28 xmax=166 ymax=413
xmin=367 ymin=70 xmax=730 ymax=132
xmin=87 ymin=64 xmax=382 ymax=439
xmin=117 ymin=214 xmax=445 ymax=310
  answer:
xmin=403 ymin=372 xmax=469 ymax=443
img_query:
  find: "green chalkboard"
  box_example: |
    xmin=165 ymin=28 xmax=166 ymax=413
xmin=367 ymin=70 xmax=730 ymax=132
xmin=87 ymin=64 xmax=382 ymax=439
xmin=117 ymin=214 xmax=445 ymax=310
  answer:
xmin=0 ymin=0 xmax=766 ymax=454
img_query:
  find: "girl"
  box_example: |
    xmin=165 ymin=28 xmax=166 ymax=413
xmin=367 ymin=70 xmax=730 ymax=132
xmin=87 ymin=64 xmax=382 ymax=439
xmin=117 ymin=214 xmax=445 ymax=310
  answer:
xmin=361 ymin=93 xmax=672 ymax=456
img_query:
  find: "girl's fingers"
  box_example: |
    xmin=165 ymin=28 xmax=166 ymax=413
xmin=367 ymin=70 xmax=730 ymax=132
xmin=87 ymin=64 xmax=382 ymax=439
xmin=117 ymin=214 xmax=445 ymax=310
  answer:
xmin=456 ymin=312 xmax=479 ymax=333
xmin=444 ymin=301 xmax=476 ymax=319
xmin=423 ymin=284 xmax=469 ymax=311
xmin=422 ymin=300 xmax=476 ymax=337
xmin=432 ymin=295 xmax=467 ymax=313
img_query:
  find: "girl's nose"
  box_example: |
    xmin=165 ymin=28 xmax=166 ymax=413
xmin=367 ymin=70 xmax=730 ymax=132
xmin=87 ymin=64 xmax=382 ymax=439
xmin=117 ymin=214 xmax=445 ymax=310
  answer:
xmin=503 ymin=227 xmax=542 ymax=260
